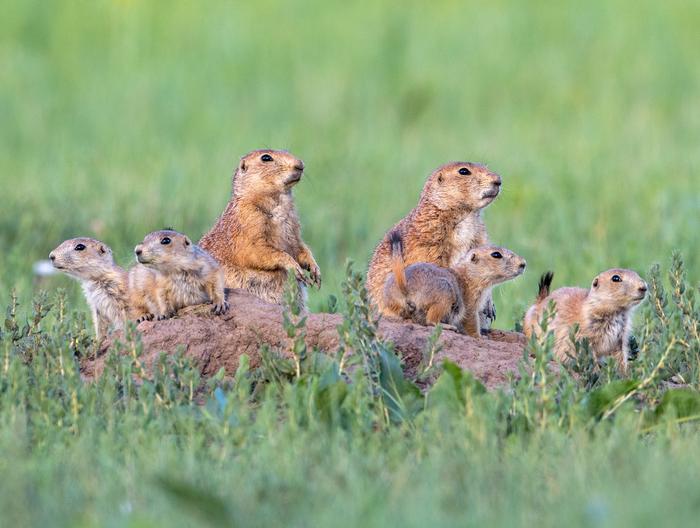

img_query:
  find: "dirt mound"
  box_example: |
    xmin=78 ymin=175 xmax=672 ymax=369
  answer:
xmin=83 ymin=290 xmax=527 ymax=390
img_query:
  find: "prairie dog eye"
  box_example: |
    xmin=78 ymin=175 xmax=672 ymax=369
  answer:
xmin=160 ymin=237 xmax=171 ymax=245
xmin=458 ymin=167 xmax=471 ymax=176
xmin=74 ymin=243 xmax=86 ymax=251
xmin=490 ymin=251 xmax=503 ymax=259
xmin=611 ymin=274 xmax=622 ymax=282
xmin=261 ymin=154 xmax=273 ymax=162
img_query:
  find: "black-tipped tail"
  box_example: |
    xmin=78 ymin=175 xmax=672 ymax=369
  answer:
xmin=537 ymin=271 xmax=554 ymax=302
xmin=389 ymin=230 xmax=403 ymax=255
xmin=389 ymin=230 xmax=408 ymax=296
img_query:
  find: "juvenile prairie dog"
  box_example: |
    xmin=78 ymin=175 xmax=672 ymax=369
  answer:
xmin=130 ymin=229 xmax=228 ymax=321
xmin=49 ymin=237 xmax=128 ymax=341
xmin=451 ymin=245 xmax=527 ymax=336
xmin=383 ymin=232 xmax=526 ymax=337
xmin=199 ymin=149 xmax=320 ymax=307
xmin=383 ymin=232 xmax=462 ymax=330
xmin=367 ymin=161 xmax=502 ymax=328
xmin=523 ymin=269 xmax=647 ymax=370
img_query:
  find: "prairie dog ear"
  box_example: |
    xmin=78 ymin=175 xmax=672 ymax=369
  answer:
xmin=239 ymin=158 xmax=247 ymax=173
xmin=184 ymin=236 xmax=191 ymax=247
xmin=99 ymin=244 xmax=107 ymax=255
xmin=592 ymin=278 xmax=599 ymax=288
xmin=437 ymin=172 xmax=444 ymax=184
xmin=471 ymin=252 xmax=479 ymax=263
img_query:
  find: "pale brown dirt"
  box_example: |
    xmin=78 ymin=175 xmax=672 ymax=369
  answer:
xmin=84 ymin=289 xmax=527 ymax=390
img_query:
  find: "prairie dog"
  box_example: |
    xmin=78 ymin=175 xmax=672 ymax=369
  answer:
xmin=130 ymin=229 xmax=228 ymax=320
xmin=199 ymin=149 xmax=320 ymax=308
xmin=451 ymin=245 xmax=527 ymax=336
xmin=383 ymin=231 xmax=463 ymax=329
xmin=49 ymin=237 xmax=128 ymax=341
xmin=523 ymin=269 xmax=647 ymax=370
xmin=383 ymin=232 xmax=526 ymax=337
xmin=367 ymin=161 xmax=501 ymax=327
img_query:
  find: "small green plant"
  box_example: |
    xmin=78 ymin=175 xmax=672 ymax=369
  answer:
xmin=416 ymin=323 xmax=443 ymax=383
xmin=283 ymin=271 xmax=309 ymax=379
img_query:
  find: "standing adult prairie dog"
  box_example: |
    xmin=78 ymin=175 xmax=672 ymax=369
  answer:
xmin=367 ymin=161 xmax=502 ymax=328
xmin=130 ymin=229 xmax=228 ymax=321
xmin=49 ymin=237 xmax=128 ymax=341
xmin=523 ymin=269 xmax=647 ymax=370
xmin=199 ymin=149 xmax=320 ymax=308
xmin=383 ymin=231 xmax=526 ymax=337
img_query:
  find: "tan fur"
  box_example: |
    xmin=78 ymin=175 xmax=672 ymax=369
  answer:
xmin=523 ymin=268 xmax=648 ymax=370
xmin=49 ymin=237 xmax=128 ymax=341
xmin=130 ymin=230 xmax=228 ymax=320
xmin=367 ymin=161 xmax=501 ymax=328
xmin=199 ymin=149 xmax=320 ymax=308
xmin=127 ymin=264 xmax=159 ymax=322
xmin=383 ymin=239 xmax=526 ymax=337
xmin=384 ymin=260 xmax=463 ymax=329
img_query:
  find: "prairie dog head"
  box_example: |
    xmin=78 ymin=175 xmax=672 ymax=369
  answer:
xmin=588 ymin=268 xmax=647 ymax=312
xmin=421 ymin=162 xmax=502 ymax=212
xmin=49 ymin=237 xmax=115 ymax=280
xmin=134 ymin=230 xmax=195 ymax=272
xmin=233 ymin=149 xmax=305 ymax=195
xmin=455 ymin=246 xmax=527 ymax=287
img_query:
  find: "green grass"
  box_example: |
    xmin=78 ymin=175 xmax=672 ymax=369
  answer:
xmin=1 ymin=0 xmax=698 ymax=325
xmin=2 ymin=259 xmax=700 ymax=527
xmin=1 ymin=0 xmax=699 ymax=526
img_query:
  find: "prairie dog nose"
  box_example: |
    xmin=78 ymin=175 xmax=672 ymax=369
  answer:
xmin=135 ymin=247 xmax=143 ymax=256
xmin=293 ymin=160 xmax=305 ymax=171
xmin=638 ymin=284 xmax=648 ymax=293
xmin=493 ymin=176 xmax=502 ymax=187
xmin=49 ymin=252 xmax=56 ymax=261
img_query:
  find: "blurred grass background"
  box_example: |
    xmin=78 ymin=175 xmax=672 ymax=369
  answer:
xmin=1 ymin=0 xmax=698 ymax=326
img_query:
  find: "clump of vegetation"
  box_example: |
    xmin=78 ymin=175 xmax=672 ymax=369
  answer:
xmin=1 ymin=254 xmax=699 ymax=526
